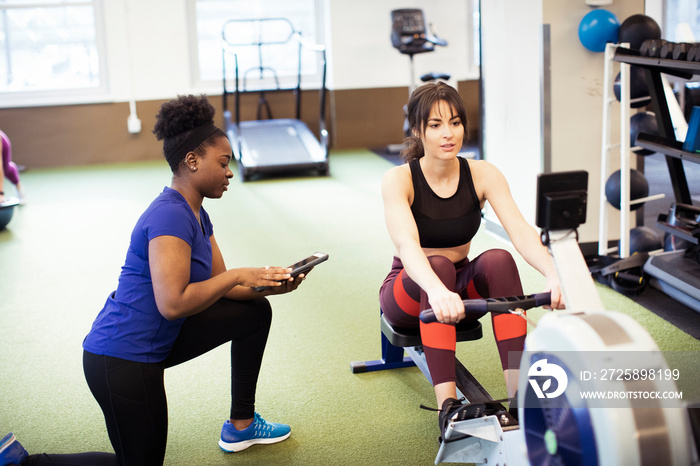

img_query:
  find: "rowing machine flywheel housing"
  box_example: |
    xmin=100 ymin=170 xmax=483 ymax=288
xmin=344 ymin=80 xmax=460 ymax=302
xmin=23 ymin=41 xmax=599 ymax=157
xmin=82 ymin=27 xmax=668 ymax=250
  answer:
xmin=518 ymin=310 xmax=691 ymax=466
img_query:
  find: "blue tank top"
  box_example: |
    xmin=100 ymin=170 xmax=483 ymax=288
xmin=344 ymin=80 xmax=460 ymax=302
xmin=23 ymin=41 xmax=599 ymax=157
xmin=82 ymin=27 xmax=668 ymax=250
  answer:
xmin=410 ymin=157 xmax=482 ymax=248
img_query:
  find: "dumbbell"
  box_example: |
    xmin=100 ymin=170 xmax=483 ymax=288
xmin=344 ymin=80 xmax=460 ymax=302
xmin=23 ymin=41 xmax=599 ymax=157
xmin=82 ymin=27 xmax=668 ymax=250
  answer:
xmin=656 ymin=41 xmax=695 ymax=59
xmin=640 ymin=39 xmax=668 ymax=58
xmin=670 ymin=42 xmax=694 ymax=60
xmin=659 ymin=41 xmax=677 ymax=59
xmin=687 ymin=44 xmax=700 ymax=62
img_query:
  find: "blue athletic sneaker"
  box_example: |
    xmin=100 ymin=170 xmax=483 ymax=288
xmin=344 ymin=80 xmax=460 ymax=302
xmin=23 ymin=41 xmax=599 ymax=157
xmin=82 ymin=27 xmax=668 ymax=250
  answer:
xmin=219 ymin=412 xmax=291 ymax=452
xmin=0 ymin=433 xmax=28 ymax=466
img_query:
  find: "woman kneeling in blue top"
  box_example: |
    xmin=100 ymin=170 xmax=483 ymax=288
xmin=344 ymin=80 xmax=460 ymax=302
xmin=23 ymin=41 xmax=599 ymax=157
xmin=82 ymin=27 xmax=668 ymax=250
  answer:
xmin=0 ymin=94 xmax=305 ymax=466
xmin=84 ymin=94 xmax=301 ymax=464
xmin=88 ymin=94 xmax=303 ymax=464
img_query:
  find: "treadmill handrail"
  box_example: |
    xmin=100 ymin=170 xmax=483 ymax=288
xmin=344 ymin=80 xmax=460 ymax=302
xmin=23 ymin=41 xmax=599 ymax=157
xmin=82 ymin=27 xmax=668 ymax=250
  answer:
xmin=222 ymin=17 xmax=328 ymax=157
xmin=222 ymin=17 xmax=295 ymax=47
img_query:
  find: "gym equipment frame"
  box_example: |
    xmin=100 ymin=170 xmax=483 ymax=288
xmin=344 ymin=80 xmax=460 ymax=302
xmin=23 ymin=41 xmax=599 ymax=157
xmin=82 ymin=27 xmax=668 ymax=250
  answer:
xmin=612 ymin=46 xmax=700 ymax=312
xmin=221 ymin=18 xmax=329 ymax=181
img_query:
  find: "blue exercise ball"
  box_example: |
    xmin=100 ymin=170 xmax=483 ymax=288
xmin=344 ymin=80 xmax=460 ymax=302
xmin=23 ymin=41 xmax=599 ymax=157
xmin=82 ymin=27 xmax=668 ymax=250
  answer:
xmin=0 ymin=198 xmax=20 ymax=230
xmin=579 ymin=9 xmax=620 ymax=52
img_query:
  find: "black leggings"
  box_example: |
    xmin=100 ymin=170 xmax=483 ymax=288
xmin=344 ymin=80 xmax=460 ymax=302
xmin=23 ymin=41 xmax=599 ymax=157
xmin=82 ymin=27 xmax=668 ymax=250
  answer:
xmin=21 ymin=297 xmax=272 ymax=466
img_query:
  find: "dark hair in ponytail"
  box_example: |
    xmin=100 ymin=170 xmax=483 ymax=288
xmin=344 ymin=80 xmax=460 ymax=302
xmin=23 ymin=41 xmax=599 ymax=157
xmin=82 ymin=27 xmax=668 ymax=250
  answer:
xmin=400 ymin=82 xmax=469 ymax=163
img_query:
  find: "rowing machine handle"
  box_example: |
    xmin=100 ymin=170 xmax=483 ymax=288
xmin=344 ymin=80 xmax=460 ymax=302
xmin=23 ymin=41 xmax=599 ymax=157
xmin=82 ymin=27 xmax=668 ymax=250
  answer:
xmin=419 ymin=292 xmax=551 ymax=324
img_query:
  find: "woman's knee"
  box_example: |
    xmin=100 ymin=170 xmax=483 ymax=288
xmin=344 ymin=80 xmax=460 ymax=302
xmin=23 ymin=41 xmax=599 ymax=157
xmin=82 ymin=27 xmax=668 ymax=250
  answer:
xmin=478 ymin=249 xmax=518 ymax=275
xmin=427 ymin=254 xmax=453 ymax=268
xmin=5 ymin=161 xmax=20 ymax=185
xmin=426 ymin=255 xmax=456 ymax=282
xmin=252 ymin=297 xmax=272 ymax=328
xmin=474 ymin=249 xmax=522 ymax=296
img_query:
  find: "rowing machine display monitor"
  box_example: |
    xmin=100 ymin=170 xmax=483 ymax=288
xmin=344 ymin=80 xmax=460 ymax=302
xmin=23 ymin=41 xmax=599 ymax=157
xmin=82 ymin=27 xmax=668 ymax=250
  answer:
xmin=536 ymin=171 xmax=588 ymax=231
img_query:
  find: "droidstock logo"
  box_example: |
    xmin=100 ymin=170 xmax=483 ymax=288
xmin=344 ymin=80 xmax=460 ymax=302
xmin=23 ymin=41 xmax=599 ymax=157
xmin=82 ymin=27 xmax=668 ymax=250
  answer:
xmin=528 ymin=358 xmax=568 ymax=399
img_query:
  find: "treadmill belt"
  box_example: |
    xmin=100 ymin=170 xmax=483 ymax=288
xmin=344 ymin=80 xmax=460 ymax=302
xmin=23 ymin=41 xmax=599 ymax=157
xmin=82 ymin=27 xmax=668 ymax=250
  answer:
xmin=238 ymin=119 xmax=325 ymax=167
xmin=644 ymin=250 xmax=700 ymax=304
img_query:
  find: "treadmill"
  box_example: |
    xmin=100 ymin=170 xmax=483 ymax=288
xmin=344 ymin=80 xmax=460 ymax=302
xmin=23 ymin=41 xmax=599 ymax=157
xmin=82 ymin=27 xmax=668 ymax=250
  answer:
xmin=645 ymin=201 xmax=700 ymax=310
xmin=221 ymin=18 xmax=329 ymax=181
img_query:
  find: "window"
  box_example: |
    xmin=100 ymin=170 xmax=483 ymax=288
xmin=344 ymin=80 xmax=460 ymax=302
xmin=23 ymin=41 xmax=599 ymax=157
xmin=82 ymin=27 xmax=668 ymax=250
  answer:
xmin=188 ymin=0 xmax=324 ymax=91
xmin=0 ymin=0 xmax=106 ymax=106
xmin=663 ymin=0 xmax=700 ymax=42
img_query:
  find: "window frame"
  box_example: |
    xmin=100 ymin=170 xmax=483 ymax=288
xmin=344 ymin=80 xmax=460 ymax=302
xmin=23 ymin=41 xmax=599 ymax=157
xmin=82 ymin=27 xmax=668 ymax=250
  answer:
xmin=185 ymin=0 xmax=327 ymax=94
xmin=0 ymin=0 xmax=108 ymax=108
xmin=662 ymin=0 xmax=700 ymax=43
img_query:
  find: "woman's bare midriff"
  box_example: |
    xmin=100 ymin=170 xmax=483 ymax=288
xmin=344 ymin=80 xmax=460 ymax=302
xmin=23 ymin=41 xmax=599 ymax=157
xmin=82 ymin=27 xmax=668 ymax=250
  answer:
xmin=395 ymin=242 xmax=471 ymax=264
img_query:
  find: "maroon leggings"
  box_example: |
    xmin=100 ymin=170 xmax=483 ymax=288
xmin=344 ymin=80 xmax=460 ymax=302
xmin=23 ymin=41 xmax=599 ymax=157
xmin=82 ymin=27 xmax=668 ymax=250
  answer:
xmin=379 ymin=249 xmax=526 ymax=386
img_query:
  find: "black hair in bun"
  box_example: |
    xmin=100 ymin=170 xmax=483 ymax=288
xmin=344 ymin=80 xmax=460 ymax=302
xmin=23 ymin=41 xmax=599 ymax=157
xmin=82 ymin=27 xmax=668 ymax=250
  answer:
xmin=153 ymin=94 xmax=226 ymax=171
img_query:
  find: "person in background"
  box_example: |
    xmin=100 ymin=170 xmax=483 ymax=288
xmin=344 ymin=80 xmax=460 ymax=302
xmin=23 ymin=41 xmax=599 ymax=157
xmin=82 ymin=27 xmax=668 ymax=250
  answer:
xmin=0 ymin=129 xmax=25 ymax=204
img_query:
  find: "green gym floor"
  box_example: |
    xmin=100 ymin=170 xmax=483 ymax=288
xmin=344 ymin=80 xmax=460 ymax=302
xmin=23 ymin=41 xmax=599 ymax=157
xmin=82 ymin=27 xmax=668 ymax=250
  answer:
xmin=1 ymin=150 xmax=699 ymax=465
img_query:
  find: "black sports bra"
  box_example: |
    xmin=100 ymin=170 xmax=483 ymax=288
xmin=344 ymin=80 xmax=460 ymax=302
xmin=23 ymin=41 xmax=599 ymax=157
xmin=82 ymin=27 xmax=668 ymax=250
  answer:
xmin=409 ymin=157 xmax=482 ymax=248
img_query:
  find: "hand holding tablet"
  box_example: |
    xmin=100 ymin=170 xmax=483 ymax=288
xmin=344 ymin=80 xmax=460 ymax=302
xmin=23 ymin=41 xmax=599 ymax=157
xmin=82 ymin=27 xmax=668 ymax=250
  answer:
xmin=253 ymin=252 xmax=328 ymax=292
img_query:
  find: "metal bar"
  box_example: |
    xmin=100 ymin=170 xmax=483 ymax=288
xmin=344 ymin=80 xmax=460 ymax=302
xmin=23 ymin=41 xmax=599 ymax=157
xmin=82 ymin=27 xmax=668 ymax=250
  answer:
xmin=455 ymin=359 xmax=495 ymax=404
xmin=541 ymin=24 xmax=551 ymax=174
xmin=234 ymin=54 xmax=240 ymax=126
xmin=645 ymin=68 xmax=692 ymax=204
xmin=2 ymin=10 xmax=11 ymax=87
xmin=222 ymin=48 xmax=228 ymax=113
xmin=613 ymin=47 xmax=699 ymax=77
xmin=620 ymin=58 xmax=631 ymax=258
xmin=319 ymin=48 xmax=329 ymax=154
xmin=296 ymin=38 xmax=302 ymax=120
xmin=549 ymin=231 xmax=605 ymax=311
xmin=599 ymin=43 xmax=616 ymax=256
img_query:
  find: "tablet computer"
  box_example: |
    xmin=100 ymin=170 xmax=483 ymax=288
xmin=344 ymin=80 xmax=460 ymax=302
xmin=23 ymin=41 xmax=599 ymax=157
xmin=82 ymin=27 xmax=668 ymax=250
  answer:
xmin=253 ymin=252 xmax=328 ymax=291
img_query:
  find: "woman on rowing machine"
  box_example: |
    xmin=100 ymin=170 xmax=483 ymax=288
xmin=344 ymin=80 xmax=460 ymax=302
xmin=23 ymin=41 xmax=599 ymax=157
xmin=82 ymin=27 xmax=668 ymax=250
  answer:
xmin=379 ymin=82 xmax=564 ymax=441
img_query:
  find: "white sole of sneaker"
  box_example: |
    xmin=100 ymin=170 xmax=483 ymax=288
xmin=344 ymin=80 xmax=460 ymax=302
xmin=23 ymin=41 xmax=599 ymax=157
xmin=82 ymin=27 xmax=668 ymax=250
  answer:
xmin=218 ymin=432 xmax=291 ymax=452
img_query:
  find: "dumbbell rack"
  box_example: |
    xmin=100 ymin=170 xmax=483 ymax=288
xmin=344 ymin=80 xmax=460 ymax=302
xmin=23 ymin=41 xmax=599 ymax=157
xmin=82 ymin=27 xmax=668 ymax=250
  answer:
xmin=612 ymin=46 xmax=700 ymax=311
xmin=598 ymin=43 xmax=668 ymax=259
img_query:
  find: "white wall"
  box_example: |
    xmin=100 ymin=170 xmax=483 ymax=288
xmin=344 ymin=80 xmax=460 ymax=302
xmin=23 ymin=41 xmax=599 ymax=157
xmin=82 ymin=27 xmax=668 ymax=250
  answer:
xmin=100 ymin=0 xmax=477 ymax=104
xmin=325 ymin=0 xmax=477 ymax=90
xmin=481 ymin=0 xmax=647 ymax=244
xmin=480 ymin=0 xmax=544 ymax=227
xmin=546 ymin=0 xmax=645 ymax=243
xmin=103 ymin=0 xmax=192 ymax=102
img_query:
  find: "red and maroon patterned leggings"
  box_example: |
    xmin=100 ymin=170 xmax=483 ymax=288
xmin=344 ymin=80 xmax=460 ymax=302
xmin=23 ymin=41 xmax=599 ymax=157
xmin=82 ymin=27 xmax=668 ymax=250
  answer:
xmin=379 ymin=249 xmax=526 ymax=386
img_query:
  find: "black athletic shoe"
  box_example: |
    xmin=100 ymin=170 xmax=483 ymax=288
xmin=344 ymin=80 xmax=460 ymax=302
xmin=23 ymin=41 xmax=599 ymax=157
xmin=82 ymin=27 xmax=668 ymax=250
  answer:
xmin=437 ymin=398 xmax=489 ymax=443
xmin=425 ymin=398 xmax=509 ymax=443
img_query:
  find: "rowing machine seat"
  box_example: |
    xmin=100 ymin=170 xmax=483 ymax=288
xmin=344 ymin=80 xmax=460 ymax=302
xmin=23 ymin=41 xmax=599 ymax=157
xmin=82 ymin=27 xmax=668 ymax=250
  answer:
xmin=381 ymin=313 xmax=482 ymax=348
xmin=350 ymin=311 xmax=482 ymax=374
